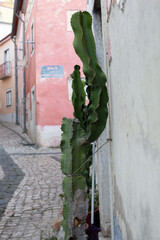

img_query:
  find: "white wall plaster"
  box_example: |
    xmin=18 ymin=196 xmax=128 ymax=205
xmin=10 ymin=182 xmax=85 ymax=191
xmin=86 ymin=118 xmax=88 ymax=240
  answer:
xmin=36 ymin=125 xmax=62 ymax=147
xmin=107 ymin=0 xmax=160 ymax=239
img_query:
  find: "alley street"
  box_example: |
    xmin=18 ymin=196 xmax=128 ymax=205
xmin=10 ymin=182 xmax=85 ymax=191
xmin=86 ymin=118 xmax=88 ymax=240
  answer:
xmin=0 ymin=122 xmax=63 ymax=240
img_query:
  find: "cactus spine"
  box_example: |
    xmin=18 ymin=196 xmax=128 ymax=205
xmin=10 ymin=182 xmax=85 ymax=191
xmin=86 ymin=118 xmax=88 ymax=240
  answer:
xmin=60 ymin=11 xmax=108 ymax=239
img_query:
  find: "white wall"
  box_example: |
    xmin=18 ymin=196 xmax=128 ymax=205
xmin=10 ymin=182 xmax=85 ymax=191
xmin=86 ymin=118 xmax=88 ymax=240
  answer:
xmin=36 ymin=125 xmax=62 ymax=147
xmin=106 ymin=0 xmax=160 ymax=239
xmin=0 ymin=23 xmax=12 ymax=40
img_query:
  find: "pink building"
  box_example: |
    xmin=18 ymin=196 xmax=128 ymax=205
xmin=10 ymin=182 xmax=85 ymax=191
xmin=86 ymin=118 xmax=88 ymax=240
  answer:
xmin=12 ymin=0 xmax=86 ymax=146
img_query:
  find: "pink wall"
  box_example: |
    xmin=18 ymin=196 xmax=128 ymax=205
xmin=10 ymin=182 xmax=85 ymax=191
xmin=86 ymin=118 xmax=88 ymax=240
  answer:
xmin=35 ymin=0 xmax=86 ymax=126
xmin=25 ymin=0 xmax=37 ymax=112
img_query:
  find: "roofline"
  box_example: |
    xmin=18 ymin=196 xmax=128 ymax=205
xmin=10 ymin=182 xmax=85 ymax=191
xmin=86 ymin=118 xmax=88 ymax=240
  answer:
xmin=11 ymin=0 xmax=24 ymax=38
xmin=0 ymin=33 xmax=11 ymax=45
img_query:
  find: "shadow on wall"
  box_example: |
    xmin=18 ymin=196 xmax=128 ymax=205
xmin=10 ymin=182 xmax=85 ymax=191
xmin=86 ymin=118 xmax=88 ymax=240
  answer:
xmin=114 ymin=216 xmax=123 ymax=240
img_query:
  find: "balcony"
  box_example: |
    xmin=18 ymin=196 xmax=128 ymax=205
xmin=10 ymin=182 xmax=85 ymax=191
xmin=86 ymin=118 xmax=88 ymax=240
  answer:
xmin=0 ymin=61 xmax=12 ymax=79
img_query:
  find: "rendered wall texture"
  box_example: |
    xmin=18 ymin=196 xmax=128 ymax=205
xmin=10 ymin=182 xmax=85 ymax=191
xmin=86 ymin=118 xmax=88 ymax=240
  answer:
xmin=0 ymin=38 xmax=15 ymax=123
xmin=33 ymin=0 xmax=86 ymax=146
xmin=16 ymin=0 xmax=87 ymax=146
xmin=107 ymin=0 xmax=160 ymax=239
xmin=36 ymin=0 xmax=86 ymax=127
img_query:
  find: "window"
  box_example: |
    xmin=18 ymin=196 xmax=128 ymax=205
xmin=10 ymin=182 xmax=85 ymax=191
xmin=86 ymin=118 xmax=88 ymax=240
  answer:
xmin=31 ymin=21 xmax=34 ymax=55
xmin=4 ymin=49 xmax=10 ymax=62
xmin=6 ymin=90 xmax=12 ymax=107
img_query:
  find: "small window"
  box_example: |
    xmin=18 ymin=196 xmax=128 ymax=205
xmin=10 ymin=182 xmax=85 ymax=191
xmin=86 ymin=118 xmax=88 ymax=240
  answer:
xmin=6 ymin=90 xmax=12 ymax=107
xmin=4 ymin=49 xmax=10 ymax=62
xmin=31 ymin=21 xmax=34 ymax=55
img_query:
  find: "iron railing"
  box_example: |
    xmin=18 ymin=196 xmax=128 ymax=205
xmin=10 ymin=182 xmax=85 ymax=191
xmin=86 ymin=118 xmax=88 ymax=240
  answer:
xmin=0 ymin=61 xmax=12 ymax=79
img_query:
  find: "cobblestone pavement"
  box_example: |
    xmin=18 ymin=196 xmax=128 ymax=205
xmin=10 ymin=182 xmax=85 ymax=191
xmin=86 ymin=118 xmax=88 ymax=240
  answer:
xmin=0 ymin=122 xmax=64 ymax=240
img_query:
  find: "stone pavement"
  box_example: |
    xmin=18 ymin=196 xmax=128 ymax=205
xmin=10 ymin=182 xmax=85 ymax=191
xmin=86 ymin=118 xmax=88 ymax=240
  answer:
xmin=0 ymin=122 xmax=64 ymax=240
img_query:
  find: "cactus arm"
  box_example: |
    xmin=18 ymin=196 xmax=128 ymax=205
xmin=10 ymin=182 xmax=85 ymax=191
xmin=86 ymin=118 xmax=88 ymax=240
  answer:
xmin=71 ymin=121 xmax=91 ymax=177
xmin=71 ymin=12 xmax=95 ymax=86
xmin=71 ymin=65 xmax=86 ymax=127
xmin=71 ymin=11 xmax=108 ymax=142
xmin=60 ymin=118 xmax=73 ymax=175
xmin=61 ymin=120 xmax=91 ymax=239
xmin=61 ymin=177 xmax=73 ymax=240
xmin=61 ymin=118 xmax=91 ymax=177
xmin=62 ymin=175 xmax=88 ymax=240
xmin=87 ymin=86 xmax=108 ymax=142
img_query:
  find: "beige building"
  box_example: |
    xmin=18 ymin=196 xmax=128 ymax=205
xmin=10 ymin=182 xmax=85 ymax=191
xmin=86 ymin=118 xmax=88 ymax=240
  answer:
xmin=0 ymin=33 xmax=15 ymax=123
xmin=0 ymin=0 xmax=14 ymax=40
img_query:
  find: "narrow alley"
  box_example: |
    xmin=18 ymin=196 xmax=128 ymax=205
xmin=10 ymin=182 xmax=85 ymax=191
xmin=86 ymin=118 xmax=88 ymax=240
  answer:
xmin=0 ymin=122 xmax=63 ymax=240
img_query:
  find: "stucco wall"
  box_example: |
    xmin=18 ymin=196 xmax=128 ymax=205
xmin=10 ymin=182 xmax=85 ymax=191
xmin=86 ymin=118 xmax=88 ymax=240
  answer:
xmin=35 ymin=0 xmax=86 ymax=146
xmin=106 ymin=1 xmax=160 ymax=239
xmin=0 ymin=38 xmax=16 ymax=123
xmin=24 ymin=0 xmax=37 ymax=142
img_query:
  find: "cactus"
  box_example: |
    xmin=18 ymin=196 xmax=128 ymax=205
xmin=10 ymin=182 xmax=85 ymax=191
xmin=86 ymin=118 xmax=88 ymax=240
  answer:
xmin=61 ymin=118 xmax=91 ymax=239
xmin=60 ymin=11 xmax=108 ymax=239
xmin=71 ymin=11 xmax=108 ymax=142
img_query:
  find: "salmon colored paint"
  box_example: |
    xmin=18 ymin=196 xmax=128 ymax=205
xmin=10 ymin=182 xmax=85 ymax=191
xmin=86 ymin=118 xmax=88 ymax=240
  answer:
xmin=24 ymin=0 xmax=86 ymax=128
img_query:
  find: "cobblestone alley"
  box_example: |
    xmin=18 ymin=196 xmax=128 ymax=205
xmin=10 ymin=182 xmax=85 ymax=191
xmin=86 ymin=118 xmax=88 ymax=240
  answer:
xmin=0 ymin=122 xmax=63 ymax=240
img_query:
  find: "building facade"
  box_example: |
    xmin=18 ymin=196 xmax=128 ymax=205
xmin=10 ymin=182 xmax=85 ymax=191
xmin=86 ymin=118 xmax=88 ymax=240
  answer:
xmin=12 ymin=0 xmax=86 ymax=146
xmin=88 ymin=0 xmax=160 ymax=240
xmin=0 ymin=34 xmax=15 ymax=123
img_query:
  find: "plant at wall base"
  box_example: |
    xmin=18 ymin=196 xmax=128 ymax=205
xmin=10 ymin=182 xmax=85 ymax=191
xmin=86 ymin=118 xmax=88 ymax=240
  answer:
xmin=60 ymin=11 xmax=108 ymax=240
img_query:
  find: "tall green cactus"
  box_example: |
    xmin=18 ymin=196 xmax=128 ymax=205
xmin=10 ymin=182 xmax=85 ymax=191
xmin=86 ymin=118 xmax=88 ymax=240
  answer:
xmin=71 ymin=11 xmax=108 ymax=142
xmin=61 ymin=118 xmax=91 ymax=239
xmin=60 ymin=11 xmax=108 ymax=239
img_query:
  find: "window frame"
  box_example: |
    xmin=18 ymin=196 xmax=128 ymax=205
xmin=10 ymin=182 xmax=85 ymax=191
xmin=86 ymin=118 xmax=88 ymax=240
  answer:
xmin=4 ymin=48 xmax=10 ymax=62
xmin=6 ymin=89 xmax=12 ymax=107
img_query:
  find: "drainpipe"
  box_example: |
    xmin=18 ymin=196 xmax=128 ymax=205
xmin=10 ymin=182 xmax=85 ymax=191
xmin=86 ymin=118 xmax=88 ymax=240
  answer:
xmin=15 ymin=13 xmax=26 ymax=132
xmin=12 ymin=36 xmax=18 ymax=125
